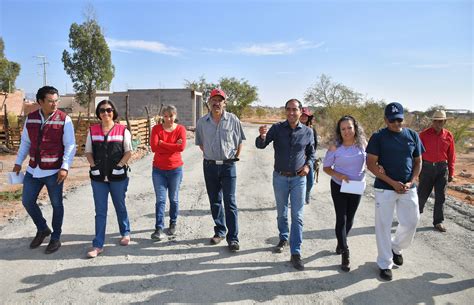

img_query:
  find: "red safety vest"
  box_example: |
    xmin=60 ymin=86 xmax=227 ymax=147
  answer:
xmin=90 ymin=123 xmax=127 ymax=181
xmin=26 ymin=109 xmax=66 ymax=170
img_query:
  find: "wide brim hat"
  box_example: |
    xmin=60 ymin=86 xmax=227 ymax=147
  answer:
xmin=431 ymin=110 xmax=452 ymax=120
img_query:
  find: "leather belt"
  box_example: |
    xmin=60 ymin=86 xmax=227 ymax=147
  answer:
xmin=204 ymin=159 xmax=239 ymax=165
xmin=277 ymin=171 xmax=298 ymax=177
xmin=423 ymin=160 xmax=447 ymax=166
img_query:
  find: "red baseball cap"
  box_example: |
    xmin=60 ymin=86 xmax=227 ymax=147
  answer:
xmin=302 ymin=107 xmax=313 ymax=116
xmin=209 ymin=88 xmax=226 ymax=100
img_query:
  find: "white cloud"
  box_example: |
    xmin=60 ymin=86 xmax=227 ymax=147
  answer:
xmin=239 ymin=39 xmax=325 ymax=55
xmin=107 ymin=38 xmax=183 ymax=56
xmin=412 ymin=64 xmax=452 ymax=69
xmin=202 ymin=39 xmax=325 ymax=56
xmin=201 ymin=47 xmax=233 ymax=54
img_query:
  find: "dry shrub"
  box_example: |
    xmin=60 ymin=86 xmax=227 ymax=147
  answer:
xmin=7 ymin=112 xmax=19 ymax=128
xmin=314 ymin=102 xmax=386 ymax=145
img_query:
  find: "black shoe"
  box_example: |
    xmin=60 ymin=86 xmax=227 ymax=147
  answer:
xmin=229 ymin=241 xmax=240 ymax=252
xmin=335 ymin=245 xmax=343 ymax=255
xmin=341 ymin=249 xmax=350 ymax=272
xmin=45 ymin=239 xmax=61 ymax=254
xmin=29 ymin=228 xmax=52 ymax=249
xmin=275 ymin=240 xmax=289 ymax=253
xmin=290 ymin=254 xmax=305 ymax=271
xmin=151 ymin=228 xmax=164 ymax=241
xmin=168 ymin=223 xmax=177 ymax=236
xmin=210 ymin=234 xmax=225 ymax=245
xmin=379 ymin=268 xmax=393 ymax=281
xmin=392 ymin=250 xmax=403 ymax=266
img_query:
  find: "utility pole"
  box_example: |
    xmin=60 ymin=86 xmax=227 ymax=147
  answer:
xmin=35 ymin=55 xmax=48 ymax=86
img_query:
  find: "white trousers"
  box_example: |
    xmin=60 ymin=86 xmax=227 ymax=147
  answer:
xmin=374 ymin=187 xmax=420 ymax=269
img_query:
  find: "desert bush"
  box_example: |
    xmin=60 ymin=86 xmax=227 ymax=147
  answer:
xmin=241 ymin=107 xmax=255 ymax=118
xmin=256 ymin=107 xmax=266 ymax=119
xmin=7 ymin=111 xmax=18 ymax=128
xmin=446 ymin=118 xmax=473 ymax=153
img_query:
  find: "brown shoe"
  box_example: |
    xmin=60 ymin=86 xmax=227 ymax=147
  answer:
xmin=120 ymin=235 xmax=130 ymax=246
xmin=434 ymin=223 xmax=447 ymax=232
xmin=29 ymin=228 xmax=52 ymax=249
xmin=210 ymin=235 xmax=225 ymax=245
xmin=45 ymin=240 xmax=61 ymax=254
xmin=87 ymin=247 xmax=104 ymax=258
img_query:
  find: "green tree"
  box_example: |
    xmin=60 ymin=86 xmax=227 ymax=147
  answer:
xmin=184 ymin=76 xmax=259 ymax=118
xmin=219 ymin=77 xmax=258 ymax=118
xmin=184 ymin=75 xmax=216 ymax=102
xmin=62 ymin=16 xmax=114 ymax=115
xmin=0 ymin=37 xmax=21 ymax=93
xmin=184 ymin=75 xmax=216 ymax=111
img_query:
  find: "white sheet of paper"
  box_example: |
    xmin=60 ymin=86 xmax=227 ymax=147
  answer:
xmin=340 ymin=180 xmax=366 ymax=195
xmin=8 ymin=172 xmax=25 ymax=185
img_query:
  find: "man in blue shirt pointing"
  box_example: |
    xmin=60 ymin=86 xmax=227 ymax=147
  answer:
xmin=256 ymin=98 xmax=315 ymax=270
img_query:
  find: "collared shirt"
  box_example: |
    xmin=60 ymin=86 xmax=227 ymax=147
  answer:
xmin=419 ymin=127 xmax=456 ymax=177
xmin=255 ymin=120 xmax=315 ymax=173
xmin=15 ymin=110 xmax=77 ymax=178
xmin=366 ymin=127 xmax=424 ymax=190
xmin=195 ymin=110 xmax=246 ymax=160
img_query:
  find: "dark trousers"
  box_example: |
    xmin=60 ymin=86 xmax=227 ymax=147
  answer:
xmin=203 ymin=161 xmax=238 ymax=243
xmin=330 ymin=180 xmax=361 ymax=250
xmin=418 ymin=161 xmax=448 ymax=225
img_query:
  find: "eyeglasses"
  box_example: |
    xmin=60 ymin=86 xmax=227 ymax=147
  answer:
xmin=99 ymin=108 xmax=114 ymax=114
xmin=388 ymin=118 xmax=403 ymax=123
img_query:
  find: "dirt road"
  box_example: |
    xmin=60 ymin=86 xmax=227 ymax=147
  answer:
xmin=1 ymin=124 xmax=473 ymax=304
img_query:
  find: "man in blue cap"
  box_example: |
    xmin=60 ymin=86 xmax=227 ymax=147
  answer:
xmin=366 ymin=102 xmax=424 ymax=281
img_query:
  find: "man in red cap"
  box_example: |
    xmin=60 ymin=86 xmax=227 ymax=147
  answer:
xmin=299 ymin=107 xmax=318 ymax=204
xmin=195 ymin=88 xmax=246 ymax=252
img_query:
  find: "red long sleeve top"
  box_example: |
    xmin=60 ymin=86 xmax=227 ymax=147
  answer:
xmin=150 ymin=124 xmax=187 ymax=170
xmin=419 ymin=127 xmax=456 ymax=177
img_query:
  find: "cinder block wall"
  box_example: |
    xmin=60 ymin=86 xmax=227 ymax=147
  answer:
xmin=109 ymin=89 xmax=201 ymax=127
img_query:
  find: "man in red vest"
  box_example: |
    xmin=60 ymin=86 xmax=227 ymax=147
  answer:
xmin=12 ymin=86 xmax=76 ymax=254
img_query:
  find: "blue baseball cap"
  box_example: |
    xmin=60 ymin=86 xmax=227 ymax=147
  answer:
xmin=384 ymin=102 xmax=404 ymax=120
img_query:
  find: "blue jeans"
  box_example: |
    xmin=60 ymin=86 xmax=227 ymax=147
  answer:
xmin=152 ymin=166 xmax=183 ymax=230
xmin=306 ymin=160 xmax=315 ymax=203
xmin=203 ymin=161 xmax=238 ymax=243
xmin=91 ymin=178 xmax=130 ymax=248
xmin=22 ymin=172 xmax=64 ymax=240
xmin=272 ymin=171 xmax=306 ymax=255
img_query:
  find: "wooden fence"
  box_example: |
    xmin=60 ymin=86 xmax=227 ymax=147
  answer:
xmin=0 ymin=113 xmax=160 ymax=155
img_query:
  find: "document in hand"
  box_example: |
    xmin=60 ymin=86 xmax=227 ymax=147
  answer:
xmin=8 ymin=172 xmax=25 ymax=185
xmin=340 ymin=180 xmax=366 ymax=195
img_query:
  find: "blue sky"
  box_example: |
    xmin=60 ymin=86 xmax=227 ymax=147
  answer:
xmin=1 ymin=0 xmax=472 ymax=111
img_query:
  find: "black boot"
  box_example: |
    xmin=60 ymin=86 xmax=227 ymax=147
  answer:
xmin=341 ymin=249 xmax=350 ymax=272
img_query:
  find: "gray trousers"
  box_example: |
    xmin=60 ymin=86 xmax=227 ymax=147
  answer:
xmin=417 ymin=161 xmax=448 ymax=225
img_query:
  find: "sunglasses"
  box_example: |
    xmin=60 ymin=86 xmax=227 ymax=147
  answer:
xmin=388 ymin=118 xmax=403 ymax=123
xmin=99 ymin=108 xmax=114 ymax=114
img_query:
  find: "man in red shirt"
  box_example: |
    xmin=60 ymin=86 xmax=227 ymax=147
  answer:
xmin=418 ymin=110 xmax=456 ymax=232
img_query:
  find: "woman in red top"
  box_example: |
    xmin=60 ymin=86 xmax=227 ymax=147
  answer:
xmin=150 ymin=105 xmax=186 ymax=240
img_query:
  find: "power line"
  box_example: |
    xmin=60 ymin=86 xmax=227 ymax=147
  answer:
xmin=34 ymin=55 xmax=49 ymax=86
